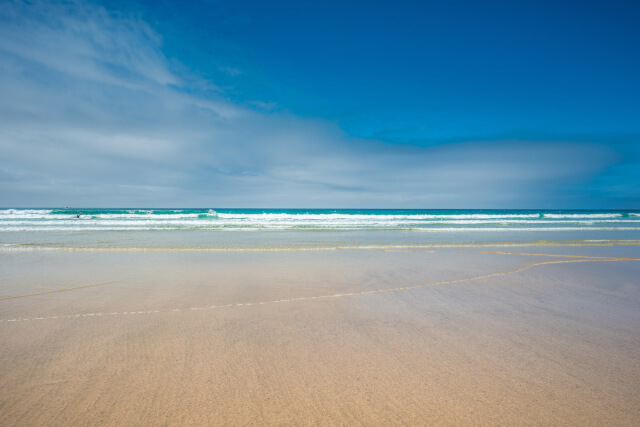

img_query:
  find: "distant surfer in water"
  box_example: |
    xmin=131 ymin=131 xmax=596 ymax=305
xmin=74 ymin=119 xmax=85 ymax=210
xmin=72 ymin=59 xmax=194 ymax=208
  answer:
xmin=76 ymin=212 xmax=83 ymax=218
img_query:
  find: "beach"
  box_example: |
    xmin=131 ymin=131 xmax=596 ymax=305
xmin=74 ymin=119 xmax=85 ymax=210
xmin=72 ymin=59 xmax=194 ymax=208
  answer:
xmin=4 ymin=0 xmax=639 ymax=423
xmin=1 ymin=234 xmax=639 ymax=425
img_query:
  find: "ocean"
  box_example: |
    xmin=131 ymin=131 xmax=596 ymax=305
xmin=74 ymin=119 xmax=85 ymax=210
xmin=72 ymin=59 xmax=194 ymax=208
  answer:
xmin=1 ymin=208 xmax=639 ymax=250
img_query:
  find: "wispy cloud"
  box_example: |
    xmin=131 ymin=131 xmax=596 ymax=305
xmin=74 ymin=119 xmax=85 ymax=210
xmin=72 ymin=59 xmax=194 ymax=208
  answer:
xmin=0 ymin=0 xmax=634 ymax=208
xmin=218 ymin=66 xmax=242 ymax=77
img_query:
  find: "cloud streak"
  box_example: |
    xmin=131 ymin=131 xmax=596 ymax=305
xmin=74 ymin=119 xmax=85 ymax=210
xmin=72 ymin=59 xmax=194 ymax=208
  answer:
xmin=0 ymin=0 xmax=634 ymax=208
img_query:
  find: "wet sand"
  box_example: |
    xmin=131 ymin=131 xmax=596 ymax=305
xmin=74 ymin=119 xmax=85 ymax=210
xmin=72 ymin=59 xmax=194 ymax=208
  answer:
xmin=1 ymin=246 xmax=639 ymax=425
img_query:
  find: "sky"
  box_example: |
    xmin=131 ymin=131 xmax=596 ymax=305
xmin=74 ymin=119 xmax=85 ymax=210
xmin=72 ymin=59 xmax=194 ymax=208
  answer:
xmin=0 ymin=0 xmax=638 ymax=208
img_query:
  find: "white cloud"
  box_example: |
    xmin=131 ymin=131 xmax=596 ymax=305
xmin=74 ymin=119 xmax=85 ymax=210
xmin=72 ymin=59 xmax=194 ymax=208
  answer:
xmin=0 ymin=0 xmax=621 ymax=208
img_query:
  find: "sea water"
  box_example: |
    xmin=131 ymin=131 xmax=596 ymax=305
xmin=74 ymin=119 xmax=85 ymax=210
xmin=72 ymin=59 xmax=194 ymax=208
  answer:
xmin=1 ymin=208 xmax=639 ymax=250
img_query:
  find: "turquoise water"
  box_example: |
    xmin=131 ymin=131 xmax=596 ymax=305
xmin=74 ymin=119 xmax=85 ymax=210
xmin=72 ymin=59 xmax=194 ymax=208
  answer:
xmin=2 ymin=208 xmax=639 ymax=231
xmin=1 ymin=208 xmax=639 ymax=249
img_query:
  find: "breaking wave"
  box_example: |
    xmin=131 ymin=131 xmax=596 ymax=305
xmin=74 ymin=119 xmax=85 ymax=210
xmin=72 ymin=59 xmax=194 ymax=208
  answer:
xmin=0 ymin=209 xmax=638 ymax=232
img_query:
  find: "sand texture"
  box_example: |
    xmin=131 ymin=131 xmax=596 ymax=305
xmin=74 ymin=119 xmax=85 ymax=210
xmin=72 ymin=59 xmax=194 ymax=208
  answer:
xmin=1 ymin=247 xmax=639 ymax=426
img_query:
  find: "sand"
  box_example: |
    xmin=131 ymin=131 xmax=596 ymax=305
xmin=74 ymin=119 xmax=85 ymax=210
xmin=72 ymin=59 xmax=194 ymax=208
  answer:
xmin=1 ymin=246 xmax=639 ymax=425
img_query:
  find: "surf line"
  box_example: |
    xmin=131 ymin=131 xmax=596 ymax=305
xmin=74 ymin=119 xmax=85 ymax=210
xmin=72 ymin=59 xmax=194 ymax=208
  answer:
xmin=1 ymin=257 xmax=638 ymax=324
xmin=0 ymin=280 xmax=120 ymax=301
xmin=477 ymin=250 xmax=639 ymax=260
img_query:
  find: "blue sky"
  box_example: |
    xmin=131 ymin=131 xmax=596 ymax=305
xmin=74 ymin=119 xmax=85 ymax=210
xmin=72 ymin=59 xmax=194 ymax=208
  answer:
xmin=0 ymin=0 xmax=638 ymax=207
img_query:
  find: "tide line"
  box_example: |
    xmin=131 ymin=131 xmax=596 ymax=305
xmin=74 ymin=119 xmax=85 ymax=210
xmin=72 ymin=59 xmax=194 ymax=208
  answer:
xmin=1 ymin=256 xmax=638 ymax=325
xmin=0 ymin=280 xmax=120 ymax=301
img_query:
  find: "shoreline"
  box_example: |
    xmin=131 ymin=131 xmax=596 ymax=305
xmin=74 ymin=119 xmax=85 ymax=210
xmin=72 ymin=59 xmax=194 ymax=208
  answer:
xmin=2 ymin=239 xmax=640 ymax=253
xmin=2 ymin=253 xmax=639 ymax=324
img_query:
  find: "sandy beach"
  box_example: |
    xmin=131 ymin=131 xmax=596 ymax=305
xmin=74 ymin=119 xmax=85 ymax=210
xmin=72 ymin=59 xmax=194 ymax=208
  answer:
xmin=3 ymin=0 xmax=639 ymax=423
xmin=0 ymin=245 xmax=639 ymax=426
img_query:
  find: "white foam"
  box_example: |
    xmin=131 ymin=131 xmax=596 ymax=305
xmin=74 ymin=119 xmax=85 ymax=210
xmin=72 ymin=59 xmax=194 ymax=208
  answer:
xmin=1 ymin=209 xmax=638 ymax=233
xmin=543 ymin=213 xmax=622 ymax=218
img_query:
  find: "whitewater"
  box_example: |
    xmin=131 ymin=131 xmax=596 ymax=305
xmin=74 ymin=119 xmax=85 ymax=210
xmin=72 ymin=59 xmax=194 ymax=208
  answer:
xmin=2 ymin=208 xmax=639 ymax=251
xmin=1 ymin=208 xmax=639 ymax=232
